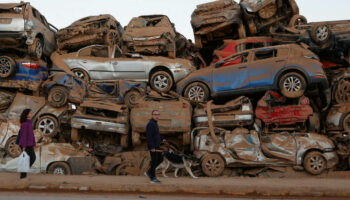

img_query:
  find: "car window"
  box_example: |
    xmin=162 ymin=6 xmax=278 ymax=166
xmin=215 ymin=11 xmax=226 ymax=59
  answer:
xmin=223 ymin=52 xmax=249 ymax=65
xmin=277 ymin=48 xmax=289 ymax=57
xmin=78 ymin=46 xmax=109 ymax=58
xmin=254 ymin=49 xmax=277 ymax=61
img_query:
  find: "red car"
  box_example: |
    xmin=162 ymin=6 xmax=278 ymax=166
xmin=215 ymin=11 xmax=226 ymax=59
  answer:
xmin=212 ymin=37 xmax=276 ymax=66
xmin=255 ymin=91 xmax=319 ymax=132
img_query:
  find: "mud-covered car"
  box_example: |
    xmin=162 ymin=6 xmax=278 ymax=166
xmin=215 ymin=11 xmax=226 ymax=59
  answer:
xmin=192 ymin=126 xmax=338 ymax=177
xmin=130 ymin=93 xmax=192 ymax=148
xmin=102 ymin=151 xmax=150 ymax=176
xmin=0 ymin=142 xmax=95 ymax=175
xmin=177 ymin=44 xmax=328 ymax=102
xmin=71 ymin=100 xmax=129 ymax=152
xmin=193 ymin=96 xmax=254 ymax=128
xmin=42 ymin=73 xmax=87 ymax=108
xmin=0 ymin=92 xmax=68 ymax=140
xmin=0 ymin=2 xmax=57 ymax=58
xmin=240 ymin=0 xmax=299 ymax=35
xmin=53 ymin=44 xmax=194 ymax=93
xmin=57 ymin=14 xmax=124 ymax=51
xmin=122 ymin=15 xmax=176 ymax=58
xmin=191 ymin=0 xmax=244 ymax=49
xmin=255 ymin=90 xmax=319 ymax=132
xmin=0 ymin=55 xmax=47 ymax=91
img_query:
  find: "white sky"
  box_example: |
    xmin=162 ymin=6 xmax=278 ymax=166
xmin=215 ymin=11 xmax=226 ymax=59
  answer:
xmin=1 ymin=0 xmax=349 ymax=40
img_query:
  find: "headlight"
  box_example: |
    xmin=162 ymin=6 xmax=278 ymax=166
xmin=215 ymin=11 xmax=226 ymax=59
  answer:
xmin=235 ymin=114 xmax=253 ymax=120
xmin=324 ymin=148 xmax=334 ymax=152
xmin=24 ymin=20 xmax=33 ymax=31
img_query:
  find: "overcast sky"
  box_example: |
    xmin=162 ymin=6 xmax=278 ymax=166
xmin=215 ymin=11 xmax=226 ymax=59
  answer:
xmin=1 ymin=0 xmax=349 ymax=40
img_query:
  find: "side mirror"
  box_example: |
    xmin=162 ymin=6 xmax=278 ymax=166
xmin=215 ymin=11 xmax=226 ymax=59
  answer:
xmin=215 ymin=61 xmax=224 ymax=68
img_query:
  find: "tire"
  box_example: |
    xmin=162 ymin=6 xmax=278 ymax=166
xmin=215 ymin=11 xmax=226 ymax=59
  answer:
xmin=48 ymin=86 xmax=69 ymax=108
xmin=104 ymin=30 xmax=120 ymax=46
xmin=72 ymin=68 xmax=90 ymax=82
xmin=289 ymin=15 xmax=307 ymax=27
xmin=342 ymin=114 xmax=350 ymax=132
xmin=28 ymin=37 xmax=43 ymax=59
xmin=184 ymin=82 xmax=209 ymax=102
xmin=48 ymin=162 xmax=72 ymax=175
xmin=150 ymin=71 xmax=173 ymax=93
xmin=334 ymin=79 xmax=350 ymax=104
xmin=201 ymin=153 xmax=225 ymax=177
xmin=36 ymin=115 xmax=59 ymax=137
xmin=307 ymin=113 xmax=320 ymax=133
xmin=278 ymin=72 xmax=306 ymax=98
xmin=303 ymin=151 xmax=326 ymax=175
xmin=124 ymin=90 xmax=142 ymax=109
xmin=120 ymin=134 xmax=129 ymax=148
xmin=0 ymin=56 xmax=16 ymax=78
xmin=310 ymin=24 xmax=331 ymax=45
xmin=5 ymin=137 xmax=22 ymax=158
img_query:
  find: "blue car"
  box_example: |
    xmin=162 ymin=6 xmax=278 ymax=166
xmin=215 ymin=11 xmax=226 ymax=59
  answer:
xmin=0 ymin=55 xmax=48 ymax=91
xmin=177 ymin=44 xmax=328 ymax=102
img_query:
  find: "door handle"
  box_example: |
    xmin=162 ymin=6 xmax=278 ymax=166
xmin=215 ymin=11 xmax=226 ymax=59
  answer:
xmin=238 ymin=66 xmax=247 ymax=69
xmin=275 ymin=60 xmax=285 ymax=63
xmin=112 ymin=61 xmax=118 ymax=65
xmin=82 ymin=60 xmax=88 ymax=63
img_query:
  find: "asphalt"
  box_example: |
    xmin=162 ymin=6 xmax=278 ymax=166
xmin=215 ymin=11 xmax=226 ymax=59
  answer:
xmin=1 ymin=172 xmax=350 ymax=198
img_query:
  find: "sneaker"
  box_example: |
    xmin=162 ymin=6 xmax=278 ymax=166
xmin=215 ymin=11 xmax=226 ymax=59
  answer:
xmin=144 ymin=171 xmax=152 ymax=179
xmin=150 ymin=178 xmax=161 ymax=184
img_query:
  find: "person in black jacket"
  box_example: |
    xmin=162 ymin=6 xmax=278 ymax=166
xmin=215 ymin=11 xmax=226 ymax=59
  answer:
xmin=146 ymin=110 xmax=167 ymax=183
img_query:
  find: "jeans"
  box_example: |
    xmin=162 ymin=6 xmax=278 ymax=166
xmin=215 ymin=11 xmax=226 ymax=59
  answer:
xmin=20 ymin=146 xmax=36 ymax=179
xmin=147 ymin=151 xmax=163 ymax=179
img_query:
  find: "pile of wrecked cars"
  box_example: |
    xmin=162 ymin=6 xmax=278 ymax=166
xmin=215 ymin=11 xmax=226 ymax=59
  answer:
xmin=0 ymin=0 xmax=349 ymax=178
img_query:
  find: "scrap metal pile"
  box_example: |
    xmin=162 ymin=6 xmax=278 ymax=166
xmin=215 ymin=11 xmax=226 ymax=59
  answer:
xmin=0 ymin=0 xmax=349 ymax=177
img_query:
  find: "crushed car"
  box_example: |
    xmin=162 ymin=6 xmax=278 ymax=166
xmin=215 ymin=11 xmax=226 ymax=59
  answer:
xmin=0 ymin=55 xmax=47 ymax=92
xmin=255 ymin=90 xmax=319 ymax=133
xmin=122 ymin=15 xmax=177 ymax=58
xmin=193 ymin=96 xmax=254 ymax=128
xmin=130 ymin=92 xmax=192 ymax=149
xmin=70 ymin=100 xmax=130 ymax=152
xmin=0 ymin=2 xmax=57 ymax=58
xmin=56 ymin=14 xmax=124 ymax=52
xmin=192 ymin=126 xmax=338 ymax=177
xmin=177 ymin=44 xmax=328 ymax=102
xmin=51 ymin=44 xmax=194 ymax=93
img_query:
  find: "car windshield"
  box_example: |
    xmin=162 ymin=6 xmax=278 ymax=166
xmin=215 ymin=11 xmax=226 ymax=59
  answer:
xmin=129 ymin=17 xmax=168 ymax=28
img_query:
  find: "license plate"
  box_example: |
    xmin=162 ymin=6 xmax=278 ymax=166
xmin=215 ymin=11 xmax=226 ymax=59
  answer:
xmin=0 ymin=18 xmax=11 ymax=24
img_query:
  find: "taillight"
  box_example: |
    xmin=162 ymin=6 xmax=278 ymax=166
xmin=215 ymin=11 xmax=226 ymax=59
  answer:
xmin=21 ymin=62 xmax=40 ymax=70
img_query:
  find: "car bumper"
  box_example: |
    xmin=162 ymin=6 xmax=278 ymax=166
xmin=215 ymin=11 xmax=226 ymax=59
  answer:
xmin=71 ymin=117 xmax=128 ymax=134
xmin=323 ymin=151 xmax=338 ymax=169
xmin=193 ymin=114 xmax=254 ymax=128
xmin=171 ymin=68 xmax=194 ymax=83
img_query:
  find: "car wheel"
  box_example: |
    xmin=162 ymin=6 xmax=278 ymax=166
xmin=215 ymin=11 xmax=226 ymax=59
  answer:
xmin=310 ymin=24 xmax=331 ymax=45
xmin=0 ymin=56 xmax=16 ymax=78
xmin=303 ymin=151 xmax=326 ymax=175
xmin=5 ymin=137 xmax=22 ymax=158
xmin=104 ymin=30 xmax=120 ymax=46
xmin=115 ymin=162 xmax=135 ymax=176
xmin=307 ymin=113 xmax=320 ymax=133
xmin=36 ymin=115 xmax=58 ymax=137
xmin=72 ymin=68 xmax=90 ymax=82
xmin=334 ymin=79 xmax=350 ymax=104
xmin=201 ymin=153 xmax=225 ymax=177
xmin=289 ymin=15 xmax=307 ymax=27
xmin=48 ymin=162 xmax=72 ymax=175
xmin=124 ymin=90 xmax=142 ymax=109
xmin=48 ymin=86 xmax=69 ymax=108
xmin=279 ymin=72 xmax=306 ymax=98
xmin=184 ymin=82 xmax=209 ymax=102
xmin=150 ymin=71 xmax=173 ymax=93
xmin=28 ymin=37 xmax=43 ymax=59
xmin=342 ymin=114 xmax=350 ymax=132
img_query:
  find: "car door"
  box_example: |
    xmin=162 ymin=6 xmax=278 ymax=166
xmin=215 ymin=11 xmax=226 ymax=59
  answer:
xmin=7 ymin=93 xmax=45 ymax=120
xmin=211 ymin=52 xmax=251 ymax=93
xmin=76 ymin=45 xmax=114 ymax=80
xmin=110 ymin=48 xmax=147 ymax=81
xmin=260 ymin=132 xmax=297 ymax=162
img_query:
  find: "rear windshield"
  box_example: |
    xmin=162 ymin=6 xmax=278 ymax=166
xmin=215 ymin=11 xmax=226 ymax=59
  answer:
xmin=129 ymin=17 xmax=169 ymax=28
xmin=0 ymin=5 xmax=24 ymax=14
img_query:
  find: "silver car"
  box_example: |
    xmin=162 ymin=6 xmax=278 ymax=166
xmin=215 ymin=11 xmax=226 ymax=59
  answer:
xmin=0 ymin=2 xmax=57 ymax=58
xmin=53 ymin=45 xmax=195 ymax=93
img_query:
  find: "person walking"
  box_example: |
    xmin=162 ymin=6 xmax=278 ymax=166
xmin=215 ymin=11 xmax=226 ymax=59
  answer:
xmin=145 ymin=110 xmax=167 ymax=183
xmin=18 ymin=109 xmax=36 ymax=179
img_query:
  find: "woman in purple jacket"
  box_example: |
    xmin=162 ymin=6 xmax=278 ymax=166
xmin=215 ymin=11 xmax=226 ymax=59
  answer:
xmin=19 ymin=109 xmax=36 ymax=179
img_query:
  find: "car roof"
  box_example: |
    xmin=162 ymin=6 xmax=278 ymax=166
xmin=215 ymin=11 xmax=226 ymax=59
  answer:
xmin=0 ymin=2 xmax=27 ymax=9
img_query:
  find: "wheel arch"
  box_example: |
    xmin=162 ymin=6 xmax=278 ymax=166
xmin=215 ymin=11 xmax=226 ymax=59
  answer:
xmin=34 ymin=113 xmax=60 ymax=131
xmin=46 ymin=161 xmax=72 ymax=174
xmin=301 ymin=148 xmax=325 ymax=165
xmin=274 ymin=67 xmax=309 ymax=89
xmin=182 ymin=79 xmax=211 ymax=96
xmin=149 ymin=66 xmax=175 ymax=82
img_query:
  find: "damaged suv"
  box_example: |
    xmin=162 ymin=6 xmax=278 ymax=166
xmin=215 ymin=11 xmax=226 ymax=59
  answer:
xmin=57 ymin=14 xmax=124 ymax=51
xmin=0 ymin=2 xmax=57 ymax=58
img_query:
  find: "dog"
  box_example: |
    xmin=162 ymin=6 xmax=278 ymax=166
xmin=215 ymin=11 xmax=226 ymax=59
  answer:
xmin=156 ymin=150 xmax=198 ymax=179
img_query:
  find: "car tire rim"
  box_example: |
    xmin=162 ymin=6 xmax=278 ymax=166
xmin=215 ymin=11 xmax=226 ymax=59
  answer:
xmin=38 ymin=118 xmax=56 ymax=136
xmin=74 ymin=70 xmax=85 ymax=80
xmin=205 ymin=158 xmax=221 ymax=175
xmin=36 ymin=41 xmax=43 ymax=57
xmin=316 ymin=26 xmax=329 ymax=41
xmin=154 ymin=75 xmax=169 ymax=90
xmin=0 ymin=58 xmax=11 ymax=75
xmin=53 ymin=167 xmax=65 ymax=175
xmin=8 ymin=140 xmax=21 ymax=156
xmin=308 ymin=154 xmax=324 ymax=172
xmin=283 ymin=76 xmax=301 ymax=92
xmin=188 ymin=86 xmax=205 ymax=101
xmin=52 ymin=91 xmax=65 ymax=103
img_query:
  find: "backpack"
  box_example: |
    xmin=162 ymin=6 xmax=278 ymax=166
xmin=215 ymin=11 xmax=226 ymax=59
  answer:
xmin=15 ymin=129 xmax=21 ymax=145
